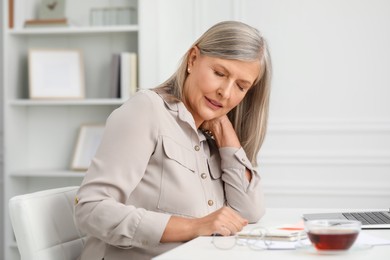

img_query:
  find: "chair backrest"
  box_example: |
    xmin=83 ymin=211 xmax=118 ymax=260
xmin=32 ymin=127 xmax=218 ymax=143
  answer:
xmin=9 ymin=186 xmax=86 ymax=260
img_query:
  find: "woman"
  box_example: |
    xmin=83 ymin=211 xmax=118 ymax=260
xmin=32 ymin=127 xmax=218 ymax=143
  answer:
xmin=74 ymin=20 xmax=272 ymax=260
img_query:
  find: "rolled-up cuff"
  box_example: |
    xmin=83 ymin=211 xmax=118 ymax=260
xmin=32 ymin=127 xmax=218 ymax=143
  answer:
xmin=219 ymin=147 xmax=253 ymax=171
xmin=220 ymin=147 xmax=259 ymax=191
xmin=132 ymin=211 xmax=171 ymax=248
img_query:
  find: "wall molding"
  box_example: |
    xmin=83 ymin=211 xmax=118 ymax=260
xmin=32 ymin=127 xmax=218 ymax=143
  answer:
xmin=263 ymin=181 xmax=390 ymax=197
xmin=259 ymin=151 xmax=390 ymax=166
xmin=268 ymin=118 xmax=390 ymax=134
xmin=261 ymin=118 xmax=390 ymax=165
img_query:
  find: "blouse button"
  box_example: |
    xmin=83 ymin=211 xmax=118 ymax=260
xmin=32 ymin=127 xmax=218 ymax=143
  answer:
xmin=208 ymin=200 xmax=214 ymax=206
xmin=194 ymin=145 xmax=200 ymax=151
xmin=201 ymin=173 xmax=207 ymax=179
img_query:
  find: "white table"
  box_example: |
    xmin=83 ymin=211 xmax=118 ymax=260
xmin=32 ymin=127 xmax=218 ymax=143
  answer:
xmin=153 ymin=208 xmax=390 ymax=260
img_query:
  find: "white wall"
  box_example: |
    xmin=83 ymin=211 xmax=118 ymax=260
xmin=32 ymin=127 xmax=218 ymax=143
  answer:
xmin=243 ymin=0 xmax=390 ymax=208
xmin=140 ymin=0 xmax=390 ymax=209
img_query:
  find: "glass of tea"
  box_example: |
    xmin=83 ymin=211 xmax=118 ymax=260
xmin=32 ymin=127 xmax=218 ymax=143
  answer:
xmin=304 ymin=219 xmax=361 ymax=251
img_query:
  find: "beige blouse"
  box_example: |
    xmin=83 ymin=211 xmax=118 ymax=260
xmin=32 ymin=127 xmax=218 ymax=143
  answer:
xmin=74 ymin=89 xmax=265 ymax=260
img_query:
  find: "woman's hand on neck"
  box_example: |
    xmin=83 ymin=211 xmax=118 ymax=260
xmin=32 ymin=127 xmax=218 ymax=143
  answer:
xmin=200 ymin=115 xmax=241 ymax=149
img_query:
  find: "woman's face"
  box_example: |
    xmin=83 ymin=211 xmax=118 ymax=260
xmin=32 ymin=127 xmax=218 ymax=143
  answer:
xmin=183 ymin=47 xmax=260 ymax=128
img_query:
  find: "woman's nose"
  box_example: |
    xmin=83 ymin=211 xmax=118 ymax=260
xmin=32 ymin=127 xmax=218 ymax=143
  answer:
xmin=217 ymin=82 xmax=233 ymax=98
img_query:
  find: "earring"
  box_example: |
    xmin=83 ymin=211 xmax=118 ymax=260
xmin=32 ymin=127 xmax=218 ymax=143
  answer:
xmin=187 ymin=68 xmax=191 ymax=73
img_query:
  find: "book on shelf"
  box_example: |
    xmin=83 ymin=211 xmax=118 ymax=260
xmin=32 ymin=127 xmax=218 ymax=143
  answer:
xmin=109 ymin=52 xmax=138 ymax=100
xmin=24 ymin=18 xmax=69 ymax=28
xmin=110 ymin=53 xmax=121 ymax=98
xmin=120 ymin=52 xmax=138 ymax=100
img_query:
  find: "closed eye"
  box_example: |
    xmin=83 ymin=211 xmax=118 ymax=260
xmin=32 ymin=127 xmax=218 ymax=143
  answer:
xmin=236 ymin=82 xmax=251 ymax=92
xmin=214 ymin=70 xmax=225 ymax=77
xmin=237 ymin=84 xmax=246 ymax=92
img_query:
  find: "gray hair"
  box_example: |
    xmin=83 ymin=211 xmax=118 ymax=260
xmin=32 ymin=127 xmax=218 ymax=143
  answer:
xmin=155 ymin=21 xmax=272 ymax=166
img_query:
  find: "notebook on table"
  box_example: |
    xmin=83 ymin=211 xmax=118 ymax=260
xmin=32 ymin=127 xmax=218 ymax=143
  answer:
xmin=303 ymin=209 xmax=390 ymax=229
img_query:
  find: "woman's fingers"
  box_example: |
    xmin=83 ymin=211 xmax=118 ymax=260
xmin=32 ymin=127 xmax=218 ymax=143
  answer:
xmin=212 ymin=207 xmax=248 ymax=236
xmin=194 ymin=206 xmax=248 ymax=237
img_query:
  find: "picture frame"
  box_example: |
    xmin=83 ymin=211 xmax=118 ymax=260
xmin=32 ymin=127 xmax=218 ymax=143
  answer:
xmin=71 ymin=125 xmax=105 ymax=171
xmin=28 ymin=49 xmax=85 ymax=99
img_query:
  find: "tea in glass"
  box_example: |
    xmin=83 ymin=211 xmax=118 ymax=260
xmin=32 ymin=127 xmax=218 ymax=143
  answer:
xmin=304 ymin=219 xmax=361 ymax=251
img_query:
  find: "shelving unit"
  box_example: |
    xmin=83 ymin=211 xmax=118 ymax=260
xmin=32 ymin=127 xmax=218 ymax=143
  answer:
xmin=2 ymin=1 xmax=140 ymax=259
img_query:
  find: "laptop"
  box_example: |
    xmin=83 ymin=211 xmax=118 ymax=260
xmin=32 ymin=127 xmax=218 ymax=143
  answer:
xmin=303 ymin=209 xmax=390 ymax=229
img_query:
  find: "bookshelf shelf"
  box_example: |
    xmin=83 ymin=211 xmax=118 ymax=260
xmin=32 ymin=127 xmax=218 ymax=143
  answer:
xmin=8 ymin=25 xmax=139 ymax=35
xmin=9 ymin=98 xmax=126 ymax=106
xmin=10 ymin=169 xmax=85 ymax=178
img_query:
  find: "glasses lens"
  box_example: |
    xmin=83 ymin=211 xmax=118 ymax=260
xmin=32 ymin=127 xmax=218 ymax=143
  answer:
xmin=247 ymin=227 xmax=270 ymax=250
xmin=212 ymin=235 xmax=236 ymax=250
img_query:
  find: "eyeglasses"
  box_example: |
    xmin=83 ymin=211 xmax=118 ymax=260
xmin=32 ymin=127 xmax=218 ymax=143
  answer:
xmin=211 ymin=227 xmax=273 ymax=251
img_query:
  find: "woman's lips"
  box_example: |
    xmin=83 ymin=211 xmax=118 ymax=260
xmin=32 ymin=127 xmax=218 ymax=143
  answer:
xmin=205 ymin=97 xmax=223 ymax=110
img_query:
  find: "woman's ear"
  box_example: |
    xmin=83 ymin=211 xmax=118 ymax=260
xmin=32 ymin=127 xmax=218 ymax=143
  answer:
xmin=187 ymin=46 xmax=200 ymax=71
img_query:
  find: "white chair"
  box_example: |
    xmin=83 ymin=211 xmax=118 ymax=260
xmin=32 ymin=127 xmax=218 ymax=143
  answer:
xmin=8 ymin=186 xmax=86 ymax=260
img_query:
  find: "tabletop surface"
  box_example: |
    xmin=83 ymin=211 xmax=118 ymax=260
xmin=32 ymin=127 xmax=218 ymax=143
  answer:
xmin=153 ymin=208 xmax=390 ymax=260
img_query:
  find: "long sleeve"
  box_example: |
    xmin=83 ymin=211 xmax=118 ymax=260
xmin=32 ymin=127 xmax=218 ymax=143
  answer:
xmin=74 ymin=92 xmax=171 ymax=249
xmin=219 ymin=147 xmax=265 ymax=223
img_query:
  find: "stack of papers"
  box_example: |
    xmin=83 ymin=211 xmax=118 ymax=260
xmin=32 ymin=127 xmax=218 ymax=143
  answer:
xmin=237 ymin=226 xmax=306 ymax=250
